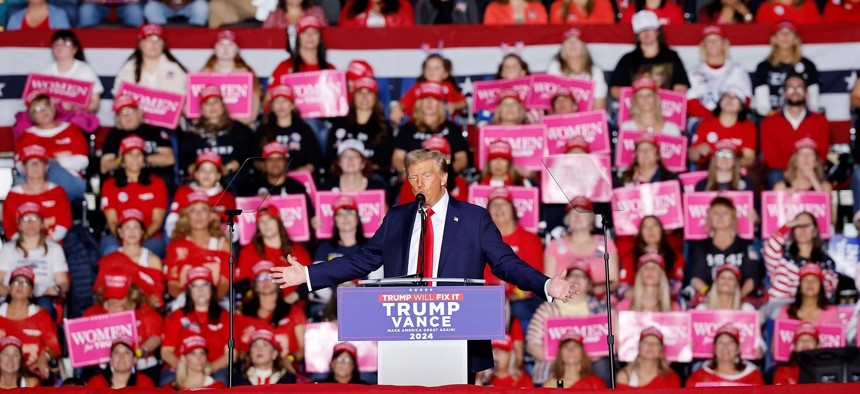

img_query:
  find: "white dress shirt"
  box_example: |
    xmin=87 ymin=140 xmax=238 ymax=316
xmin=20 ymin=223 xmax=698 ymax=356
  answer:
xmin=407 ymin=192 xmax=449 ymax=277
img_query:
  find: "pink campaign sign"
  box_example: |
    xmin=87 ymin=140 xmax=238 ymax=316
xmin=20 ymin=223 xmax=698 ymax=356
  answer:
xmin=689 ymin=310 xmax=759 ymax=360
xmin=679 ymin=171 xmax=708 ymax=193
xmin=235 ymin=195 xmax=311 ymax=245
xmin=541 ymin=154 xmax=613 ymax=204
xmin=615 ymin=130 xmax=688 ymax=172
xmin=527 ymin=74 xmax=595 ymax=112
xmin=115 ymin=82 xmax=184 ymax=129
xmin=618 ymin=311 xmax=692 ymax=362
xmin=186 ymin=72 xmax=254 ymax=118
xmin=762 ymin=191 xmax=832 ymax=239
xmin=612 ymin=181 xmax=684 ymax=236
xmin=23 ymin=73 xmax=93 ymax=107
xmin=315 ymin=190 xmax=386 ymax=239
xmin=468 ymin=185 xmax=539 ymax=232
xmin=542 ymin=110 xmax=610 ymax=155
xmin=477 ymin=124 xmax=546 ymax=171
xmin=304 ymin=322 xmax=378 ymax=373
xmin=64 ymin=311 xmax=139 ymax=368
xmin=683 ymin=191 xmax=755 ymax=240
xmin=773 ymin=319 xmax=844 ymax=362
xmin=471 ymin=77 xmax=530 ymax=113
xmin=836 ymin=305 xmax=856 ymax=333
xmin=281 ymin=70 xmax=349 ymax=118
xmin=544 ymin=314 xmax=611 ymax=359
xmin=617 ymin=87 xmax=688 ymax=130
xmin=287 ymin=170 xmax=318 ymax=205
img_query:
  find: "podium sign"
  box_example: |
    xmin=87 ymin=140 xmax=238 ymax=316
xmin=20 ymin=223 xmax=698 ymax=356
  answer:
xmin=337 ymin=286 xmax=506 ymax=341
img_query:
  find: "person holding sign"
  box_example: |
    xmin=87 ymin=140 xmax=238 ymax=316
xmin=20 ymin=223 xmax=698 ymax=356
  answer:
xmin=619 ymin=133 xmax=678 ymax=186
xmin=619 ymin=77 xmax=682 ymax=137
xmin=199 ymin=30 xmax=263 ymax=126
xmin=15 ymin=91 xmax=89 ymax=202
xmin=616 ymin=327 xmax=681 ymax=388
xmin=257 ymin=86 xmax=324 ymax=174
xmin=545 ymin=196 xmax=619 ymax=296
xmin=0 ymin=337 xmax=39 ymax=389
xmin=773 ymin=138 xmax=833 ymax=193
xmin=169 ymin=335 xmax=228 ymax=390
xmin=546 ymin=28 xmax=607 ymax=110
xmin=686 ymin=197 xmax=760 ymax=299
xmin=267 ymin=15 xmax=335 ymax=91
xmin=41 ymin=30 xmax=104 ymax=113
xmin=686 ymin=26 xmax=753 ymax=119
xmin=271 ymin=148 xmax=579 ymax=377
xmin=2 ymin=145 xmax=72 ymax=243
xmin=389 ymin=54 xmax=467 ymax=125
xmin=0 ymin=267 xmax=60 ymax=380
xmin=775 ymin=263 xmax=841 ymax=325
xmin=167 ymin=151 xmax=236 ymax=236
xmin=542 ymin=331 xmax=606 ymax=389
xmin=686 ymin=324 xmax=764 ymax=387
xmin=763 ymin=213 xmax=839 ymax=301
xmin=87 ymin=337 xmax=155 ymax=388
xmin=694 ymin=139 xmax=755 ymax=191
xmin=112 ymin=24 xmax=188 ymax=97
xmin=772 ymin=323 xmax=820 ymax=385
xmin=617 ymin=252 xmax=680 ymax=312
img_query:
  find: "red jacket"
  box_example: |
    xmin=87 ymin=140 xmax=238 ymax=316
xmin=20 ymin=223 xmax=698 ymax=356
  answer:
xmin=339 ymin=0 xmax=415 ymax=27
xmin=2 ymin=184 xmax=71 ymax=241
xmin=760 ymin=109 xmax=829 ymax=171
xmin=756 ymin=1 xmax=822 ymax=24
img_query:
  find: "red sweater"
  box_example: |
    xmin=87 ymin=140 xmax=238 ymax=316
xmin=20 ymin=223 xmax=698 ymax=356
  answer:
xmin=772 ymin=365 xmax=800 ymax=385
xmin=620 ymin=2 xmax=686 ymax=25
xmin=824 ymin=0 xmax=860 ymax=22
xmin=756 ymin=1 xmax=822 ymax=24
xmin=268 ymin=59 xmax=336 ymax=89
xmin=399 ymin=81 xmax=466 ymax=115
xmin=760 ymin=110 xmax=829 ymax=171
xmin=163 ymin=309 xmax=231 ymax=363
xmin=87 ymin=372 xmax=155 ymax=388
xmin=2 ymin=184 xmax=71 ymax=241
xmin=101 ymin=176 xmax=168 ymax=232
xmin=691 ymin=118 xmax=758 ymax=167
xmin=339 ymin=0 xmax=415 ymax=27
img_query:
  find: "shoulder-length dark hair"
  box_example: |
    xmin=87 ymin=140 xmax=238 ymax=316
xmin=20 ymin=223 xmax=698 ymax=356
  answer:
xmin=347 ymin=93 xmax=391 ymax=147
xmin=633 ymin=215 xmax=675 ymax=263
xmin=252 ymin=209 xmax=294 ymax=257
xmin=634 ymin=0 xmax=666 ymax=11
xmin=494 ymin=54 xmax=531 ymax=80
xmin=240 ymin=286 xmax=293 ymax=327
xmin=113 ymin=167 xmax=154 ymax=188
xmin=787 ymin=272 xmax=829 ymax=319
xmin=51 ymin=30 xmax=86 ymax=61
xmin=633 ymin=27 xmax=669 ymax=51
xmin=707 ymin=333 xmax=746 ymax=372
xmin=788 ymin=212 xmax=827 ymax=263
xmin=125 ymin=41 xmax=188 ymax=84
xmin=328 ymin=350 xmax=362 ymax=383
xmin=417 ymin=54 xmax=461 ymax=93
xmin=181 ymin=282 xmax=223 ymax=325
xmin=620 ymin=155 xmax=671 ymax=186
xmin=331 ymin=209 xmax=368 ymax=246
xmin=193 ymin=98 xmax=235 ymax=138
xmin=261 ymin=107 xmax=306 ymax=148
xmin=549 ymin=339 xmax=593 ymax=381
xmin=703 ymin=0 xmax=744 ymax=23
xmin=288 ymin=30 xmax=330 ymax=73
xmin=347 ymin=0 xmax=401 ymax=18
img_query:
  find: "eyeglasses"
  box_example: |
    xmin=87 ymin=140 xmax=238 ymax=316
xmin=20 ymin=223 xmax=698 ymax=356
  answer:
xmin=20 ymin=215 xmax=41 ymax=222
xmin=11 ymin=279 xmax=32 ymax=287
xmin=118 ymin=108 xmax=136 ymax=116
xmin=256 ymin=274 xmax=272 ymax=282
xmin=715 ymin=151 xmax=735 ymax=159
xmin=30 ymin=104 xmax=48 ymax=113
xmin=785 ymin=86 xmax=806 ymax=93
xmin=142 ymin=35 xmax=162 ymax=42
xmin=334 ymin=356 xmax=354 ymax=363
xmin=52 ymin=40 xmax=73 ymax=48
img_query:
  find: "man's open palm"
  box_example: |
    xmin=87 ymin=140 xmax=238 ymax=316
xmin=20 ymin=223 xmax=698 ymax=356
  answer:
xmin=270 ymin=254 xmax=307 ymax=289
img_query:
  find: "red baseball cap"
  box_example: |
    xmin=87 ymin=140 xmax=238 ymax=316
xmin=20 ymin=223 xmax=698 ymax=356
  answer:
xmin=635 ymin=132 xmax=659 ymax=149
xmin=352 ymin=77 xmax=378 ymax=94
xmin=640 ymin=326 xmax=664 ymax=343
xmin=632 ymin=77 xmax=658 ymax=93
xmin=200 ymin=85 xmax=222 ymax=103
xmin=798 ymin=263 xmax=824 ymax=281
xmin=487 ymin=140 xmax=513 ymax=162
xmin=103 ymin=274 xmax=131 ymax=299
xmin=422 ymin=136 xmax=451 ymax=156
xmin=333 ymin=342 xmax=358 ymax=359
xmin=262 ymin=141 xmax=289 ymax=158
xmin=491 ymin=335 xmax=513 ymax=351
xmin=185 ymin=190 xmax=212 ymax=208
xmin=195 ymin=150 xmax=223 ymax=169
xmin=715 ymin=323 xmax=740 ymax=342
xmin=0 ymin=336 xmax=23 ymax=351
xmin=793 ymin=322 xmax=819 ymax=343
xmin=333 ymin=195 xmax=359 ymax=214
xmin=416 ymin=82 xmax=445 ymax=101
xmin=346 ymin=60 xmax=374 ymax=81
xmin=119 ymin=135 xmax=146 ymax=156
xmin=794 ymin=137 xmax=817 ymax=151
xmin=701 ymin=25 xmax=726 ymax=40
xmin=250 ymin=329 xmax=280 ymax=351
xmin=10 ymin=266 xmax=35 ymax=284
xmin=186 ymin=266 xmax=214 ymax=285
xmin=487 ymin=187 xmax=513 ymax=204
xmin=563 ymin=27 xmax=584 ymax=42
xmin=251 ymin=260 xmax=275 ymax=278
xmin=269 ymin=85 xmax=295 ymax=102
xmin=19 ymin=144 xmax=48 ymax=163
xmin=714 ymin=139 xmax=740 ymax=153
xmin=565 ymin=136 xmax=590 ymax=153
xmin=560 ymin=330 xmax=584 ymax=346
xmin=715 ymin=264 xmax=741 ymax=280
xmin=118 ymin=208 xmax=145 ymax=227
xmin=216 ymin=29 xmax=237 ymax=44
xmin=255 ymin=205 xmax=279 ymax=221
xmin=297 ymin=15 xmax=322 ymax=35
xmin=180 ymin=335 xmax=207 ymax=355
xmin=111 ymin=336 xmax=136 ymax=352
xmin=567 ymin=196 xmax=593 ymax=212
xmin=113 ymin=95 xmax=139 ymax=113
xmin=138 ymin=23 xmax=163 ymax=40
xmin=637 ymin=251 xmax=666 ymax=270
xmin=774 ymin=19 xmax=797 ymax=34
xmin=497 ymin=89 xmax=521 ymax=104
xmin=553 ymin=87 xmax=576 ymax=101
xmin=25 ymin=90 xmax=50 ymax=108
xmin=17 ymin=202 xmax=42 ymax=221
xmin=568 ymin=259 xmax=591 ymax=276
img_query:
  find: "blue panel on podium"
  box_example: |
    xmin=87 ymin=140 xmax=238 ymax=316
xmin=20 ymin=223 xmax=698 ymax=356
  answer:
xmin=337 ymin=286 xmax=506 ymax=341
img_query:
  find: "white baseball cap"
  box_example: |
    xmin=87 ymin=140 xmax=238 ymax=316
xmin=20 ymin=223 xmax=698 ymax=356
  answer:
xmin=632 ymin=10 xmax=660 ymax=34
xmin=337 ymin=139 xmax=368 ymax=157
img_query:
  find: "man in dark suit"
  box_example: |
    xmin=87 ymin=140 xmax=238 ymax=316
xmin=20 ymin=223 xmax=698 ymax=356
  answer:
xmin=271 ymin=149 xmax=577 ymax=374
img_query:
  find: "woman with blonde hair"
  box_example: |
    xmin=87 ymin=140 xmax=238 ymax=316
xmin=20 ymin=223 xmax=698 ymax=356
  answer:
xmin=620 ymin=77 xmax=682 ymax=136
xmin=774 ymin=138 xmax=832 ymax=192
xmin=546 ymin=28 xmax=607 ymax=110
xmin=542 ymin=331 xmax=605 ymax=388
xmin=617 ymin=252 xmax=679 ymax=312
xmin=617 ymin=327 xmax=680 ymax=388
xmin=199 ymin=30 xmax=261 ymax=126
xmin=171 ymin=336 xmax=226 ymax=390
xmin=490 ymin=90 xmax=529 ymax=125
xmin=753 ymin=20 xmax=820 ymax=116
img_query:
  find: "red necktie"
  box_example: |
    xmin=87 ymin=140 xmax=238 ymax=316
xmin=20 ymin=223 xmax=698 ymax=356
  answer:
xmin=421 ymin=208 xmax=435 ymax=283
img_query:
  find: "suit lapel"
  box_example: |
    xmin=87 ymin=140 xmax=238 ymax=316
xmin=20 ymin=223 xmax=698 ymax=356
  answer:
xmin=399 ymin=202 xmax=420 ymax=276
xmin=437 ymin=198 xmax=461 ymax=275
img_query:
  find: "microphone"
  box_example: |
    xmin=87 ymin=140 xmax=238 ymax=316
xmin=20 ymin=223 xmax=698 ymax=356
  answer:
xmin=416 ymin=192 xmax=426 ymax=208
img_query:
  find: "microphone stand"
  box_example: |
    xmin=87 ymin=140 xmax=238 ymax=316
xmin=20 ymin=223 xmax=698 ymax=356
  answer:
xmin=595 ymin=207 xmax=617 ymax=389
xmin=416 ymin=206 xmax=427 ymax=286
xmin=224 ymin=209 xmax=242 ymax=388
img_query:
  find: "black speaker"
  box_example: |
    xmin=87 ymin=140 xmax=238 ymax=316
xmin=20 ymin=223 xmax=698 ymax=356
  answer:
xmin=797 ymin=347 xmax=860 ymax=384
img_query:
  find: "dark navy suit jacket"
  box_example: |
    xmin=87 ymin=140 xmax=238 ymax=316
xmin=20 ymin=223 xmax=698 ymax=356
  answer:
xmin=307 ymin=196 xmax=550 ymax=372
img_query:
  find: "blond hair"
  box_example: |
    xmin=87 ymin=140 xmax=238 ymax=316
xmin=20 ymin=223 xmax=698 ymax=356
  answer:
xmin=170 ymin=204 xmax=226 ymax=240
xmin=404 ymin=149 xmax=448 ymax=178
xmin=631 ymin=268 xmax=672 ymax=312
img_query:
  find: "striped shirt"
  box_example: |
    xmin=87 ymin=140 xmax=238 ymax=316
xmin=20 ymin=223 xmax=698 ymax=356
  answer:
xmin=763 ymin=226 xmax=838 ymax=300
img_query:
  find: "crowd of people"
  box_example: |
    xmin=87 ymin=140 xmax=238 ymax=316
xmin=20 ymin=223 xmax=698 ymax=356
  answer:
xmin=1 ymin=0 xmax=860 ymax=390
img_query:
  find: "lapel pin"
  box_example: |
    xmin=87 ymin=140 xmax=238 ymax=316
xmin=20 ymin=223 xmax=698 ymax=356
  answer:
xmin=454 ymin=217 xmax=459 ymax=222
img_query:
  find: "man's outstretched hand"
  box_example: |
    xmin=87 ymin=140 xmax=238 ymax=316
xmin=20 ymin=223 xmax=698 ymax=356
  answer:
xmin=270 ymin=254 xmax=307 ymax=289
xmin=547 ymin=270 xmax=580 ymax=302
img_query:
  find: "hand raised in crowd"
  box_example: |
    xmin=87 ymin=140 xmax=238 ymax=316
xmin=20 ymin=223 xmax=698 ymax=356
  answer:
xmin=547 ymin=270 xmax=580 ymax=302
xmin=270 ymin=254 xmax=307 ymax=289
